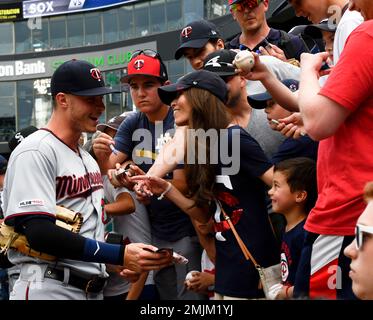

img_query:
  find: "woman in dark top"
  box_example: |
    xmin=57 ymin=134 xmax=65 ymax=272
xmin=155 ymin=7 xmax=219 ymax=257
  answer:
xmin=133 ymin=70 xmax=279 ymax=299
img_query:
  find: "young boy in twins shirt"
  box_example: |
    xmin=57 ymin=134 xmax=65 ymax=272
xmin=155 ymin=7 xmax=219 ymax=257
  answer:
xmin=268 ymin=157 xmax=317 ymax=299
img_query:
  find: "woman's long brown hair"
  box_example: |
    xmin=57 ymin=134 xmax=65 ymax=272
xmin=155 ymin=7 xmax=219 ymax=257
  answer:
xmin=183 ymin=87 xmax=230 ymax=208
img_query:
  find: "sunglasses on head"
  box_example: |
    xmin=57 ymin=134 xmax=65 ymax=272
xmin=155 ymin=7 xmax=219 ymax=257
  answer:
xmin=130 ymin=49 xmax=160 ymax=61
xmin=355 ymin=224 xmax=373 ymax=250
xmin=230 ymin=0 xmax=263 ymax=12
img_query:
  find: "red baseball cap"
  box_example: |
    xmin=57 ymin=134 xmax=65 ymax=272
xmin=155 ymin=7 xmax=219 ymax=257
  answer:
xmin=121 ymin=52 xmax=168 ymax=83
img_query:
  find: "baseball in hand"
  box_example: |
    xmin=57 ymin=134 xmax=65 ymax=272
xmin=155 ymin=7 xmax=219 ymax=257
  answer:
xmin=185 ymin=270 xmax=198 ymax=284
xmin=233 ymin=50 xmax=255 ymax=73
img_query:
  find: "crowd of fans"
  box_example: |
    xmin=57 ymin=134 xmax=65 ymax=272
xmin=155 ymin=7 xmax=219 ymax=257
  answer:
xmin=1 ymin=0 xmax=373 ymax=301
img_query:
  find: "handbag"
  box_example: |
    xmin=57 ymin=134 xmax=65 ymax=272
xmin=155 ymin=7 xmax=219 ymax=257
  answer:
xmin=218 ymin=200 xmax=282 ymax=299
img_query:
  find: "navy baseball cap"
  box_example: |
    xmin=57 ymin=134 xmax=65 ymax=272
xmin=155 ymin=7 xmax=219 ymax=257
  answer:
xmin=174 ymin=20 xmax=221 ymax=60
xmin=158 ymin=70 xmax=228 ymax=106
xmin=8 ymin=126 xmax=38 ymax=152
xmin=203 ymin=49 xmax=238 ymax=77
xmin=248 ymin=79 xmax=299 ymax=109
xmin=305 ymin=19 xmax=337 ymax=34
xmin=51 ymin=60 xmax=117 ymax=97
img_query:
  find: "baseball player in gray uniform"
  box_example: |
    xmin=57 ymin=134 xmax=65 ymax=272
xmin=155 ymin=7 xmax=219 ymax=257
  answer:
xmin=1 ymin=60 xmax=172 ymax=300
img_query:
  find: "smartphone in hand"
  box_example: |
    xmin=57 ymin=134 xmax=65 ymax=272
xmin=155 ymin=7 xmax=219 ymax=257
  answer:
xmin=143 ymin=247 xmax=173 ymax=255
xmin=156 ymin=248 xmax=174 ymax=255
xmin=115 ymin=167 xmax=129 ymax=179
xmin=143 ymin=247 xmax=189 ymax=265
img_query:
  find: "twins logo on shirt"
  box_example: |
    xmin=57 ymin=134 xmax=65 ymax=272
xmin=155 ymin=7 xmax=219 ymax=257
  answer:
xmin=281 ymin=252 xmax=289 ymax=282
xmin=56 ymin=171 xmax=103 ymax=199
xmin=214 ymin=192 xmax=243 ymax=241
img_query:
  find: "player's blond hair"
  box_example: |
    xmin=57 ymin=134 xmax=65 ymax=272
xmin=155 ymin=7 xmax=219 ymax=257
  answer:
xmin=364 ymin=181 xmax=373 ymax=203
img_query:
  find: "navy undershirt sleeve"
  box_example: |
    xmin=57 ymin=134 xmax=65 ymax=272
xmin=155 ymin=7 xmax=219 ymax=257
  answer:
xmin=15 ymin=215 xmax=124 ymax=265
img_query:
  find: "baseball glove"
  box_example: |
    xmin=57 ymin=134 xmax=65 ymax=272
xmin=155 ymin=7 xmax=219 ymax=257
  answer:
xmin=0 ymin=206 xmax=83 ymax=261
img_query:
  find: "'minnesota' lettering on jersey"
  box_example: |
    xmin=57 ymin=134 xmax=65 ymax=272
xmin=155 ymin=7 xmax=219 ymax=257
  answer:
xmin=56 ymin=171 xmax=103 ymax=199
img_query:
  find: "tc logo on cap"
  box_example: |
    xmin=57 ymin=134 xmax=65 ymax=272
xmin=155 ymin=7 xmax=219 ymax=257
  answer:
xmin=134 ymin=59 xmax=144 ymax=70
xmin=90 ymin=68 xmax=102 ymax=82
xmin=181 ymin=26 xmax=192 ymax=38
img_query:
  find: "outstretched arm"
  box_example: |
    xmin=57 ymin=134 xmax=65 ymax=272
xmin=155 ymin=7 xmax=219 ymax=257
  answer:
xmin=132 ymin=175 xmax=211 ymax=223
xmin=146 ymin=126 xmax=187 ymax=178
xmin=14 ymin=215 xmax=173 ymax=274
xmin=242 ymin=53 xmax=299 ymax=112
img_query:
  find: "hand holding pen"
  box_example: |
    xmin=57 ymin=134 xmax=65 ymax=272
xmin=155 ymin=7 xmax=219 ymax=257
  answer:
xmin=93 ymin=130 xmax=118 ymax=156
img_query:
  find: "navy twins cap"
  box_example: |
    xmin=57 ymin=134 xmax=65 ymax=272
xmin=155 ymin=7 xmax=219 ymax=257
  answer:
xmin=248 ymin=79 xmax=299 ymax=109
xmin=203 ymin=49 xmax=238 ymax=77
xmin=51 ymin=60 xmax=117 ymax=97
xmin=175 ymin=20 xmax=221 ymax=60
xmin=158 ymin=70 xmax=228 ymax=106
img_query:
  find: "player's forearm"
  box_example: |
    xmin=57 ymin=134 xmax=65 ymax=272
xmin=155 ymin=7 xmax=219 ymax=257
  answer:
xmin=17 ymin=216 xmax=124 ymax=265
xmin=147 ymin=126 xmax=187 ymax=178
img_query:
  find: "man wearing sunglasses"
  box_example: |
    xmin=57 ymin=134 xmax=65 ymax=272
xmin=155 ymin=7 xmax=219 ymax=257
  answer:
xmin=226 ymin=0 xmax=308 ymax=61
xmin=344 ymin=182 xmax=373 ymax=300
xmin=93 ymin=50 xmax=204 ymax=300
